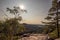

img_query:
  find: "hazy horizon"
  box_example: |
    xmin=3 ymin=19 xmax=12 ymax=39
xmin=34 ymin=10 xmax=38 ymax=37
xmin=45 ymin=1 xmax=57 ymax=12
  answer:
xmin=0 ymin=0 xmax=52 ymax=24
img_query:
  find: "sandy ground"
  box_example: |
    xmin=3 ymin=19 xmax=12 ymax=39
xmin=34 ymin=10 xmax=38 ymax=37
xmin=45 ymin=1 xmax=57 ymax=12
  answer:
xmin=18 ymin=34 xmax=48 ymax=40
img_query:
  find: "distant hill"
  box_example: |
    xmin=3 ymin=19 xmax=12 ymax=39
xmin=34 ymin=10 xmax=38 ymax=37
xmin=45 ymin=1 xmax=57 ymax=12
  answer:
xmin=15 ymin=24 xmax=45 ymax=36
xmin=23 ymin=23 xmax=45 ymax=33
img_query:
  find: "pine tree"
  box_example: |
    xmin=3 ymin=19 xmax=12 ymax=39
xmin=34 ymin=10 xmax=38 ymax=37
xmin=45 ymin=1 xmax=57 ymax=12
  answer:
xmin=42 ymin=0 xmax=60 ymax=38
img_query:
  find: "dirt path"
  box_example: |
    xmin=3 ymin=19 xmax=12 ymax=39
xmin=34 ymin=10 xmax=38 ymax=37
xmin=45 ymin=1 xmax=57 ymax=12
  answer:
xmin=18 ymin=34 xmax=48 ymax=40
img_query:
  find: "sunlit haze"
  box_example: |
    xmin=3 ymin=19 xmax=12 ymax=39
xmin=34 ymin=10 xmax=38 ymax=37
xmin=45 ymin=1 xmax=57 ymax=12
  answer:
xmin=0 ymin=0 xmax=52 ymax=24
xmin=19 ymin=5 xmax=25 ymax=9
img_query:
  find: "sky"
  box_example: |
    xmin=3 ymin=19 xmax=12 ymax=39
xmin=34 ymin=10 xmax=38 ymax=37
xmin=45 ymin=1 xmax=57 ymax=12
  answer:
xmin=0 ymin=0 xmax=52 ymax=24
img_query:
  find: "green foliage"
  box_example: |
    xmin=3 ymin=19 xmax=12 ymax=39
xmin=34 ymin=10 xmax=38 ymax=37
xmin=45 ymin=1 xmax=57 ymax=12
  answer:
xmin=48 ymin=29 xmax=58 ymax=39
xmin=0 ymin=18 xmax=25 ymax=40
xmin=42 ymin=0 xmax=60 ymax=39
xmin=0 ymin=6 xmax=27 ymax=40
